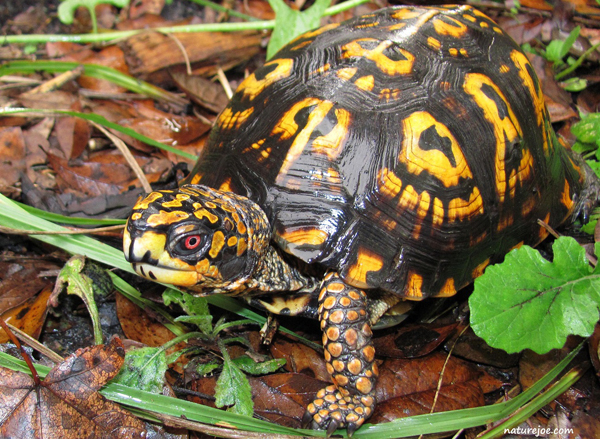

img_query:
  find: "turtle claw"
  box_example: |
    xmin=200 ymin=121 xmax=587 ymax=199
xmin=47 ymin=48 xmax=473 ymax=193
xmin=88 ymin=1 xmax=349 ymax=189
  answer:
xmin=303 ymin=385 xmax=372 ymax=436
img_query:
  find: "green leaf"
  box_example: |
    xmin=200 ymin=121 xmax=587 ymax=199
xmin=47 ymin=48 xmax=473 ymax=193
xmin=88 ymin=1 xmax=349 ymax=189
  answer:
xmin=196 ymin=362 xmax=221 ymax=375
xmin=58 ymin=0 xmax=130 ymax=33
xmin=572 ymin=113 xmax=600 ymax=145
xmin=266 ymin=0 xmax=331 ymax=59
xmin=546 ymin=26 xmax=580 ymax=63
xmin=163 ymin=288 xmax=213 ymax=334
xmin=53 ymin=255 xmax=103 ymax=345
xmin=215 ymin=359 xmax=254 ymax=416
xmin=470 ymin=237 xmax=600 ymax=354
xmin=562 ymin=76 xmax=587 ymax=92
xmin=113 ymin=347 xmax=167 ymax=394
xmin=232 ymin=355 xmax=287 ymax=375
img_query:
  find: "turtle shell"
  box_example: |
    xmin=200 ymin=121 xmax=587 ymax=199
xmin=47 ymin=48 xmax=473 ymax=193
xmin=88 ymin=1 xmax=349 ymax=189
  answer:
xmin=185 ymin=5 xmax=586 ymax=300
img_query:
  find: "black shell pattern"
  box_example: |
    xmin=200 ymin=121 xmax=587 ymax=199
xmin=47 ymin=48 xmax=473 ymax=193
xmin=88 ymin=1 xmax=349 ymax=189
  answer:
xmin=185 ymin=5 xmax=585 ymax=299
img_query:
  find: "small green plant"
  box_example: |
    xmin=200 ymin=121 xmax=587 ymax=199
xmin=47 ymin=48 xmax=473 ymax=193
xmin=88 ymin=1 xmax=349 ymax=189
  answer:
xmin=161 ymin=289 xmax=286 ymax=416
xmin=58 ymin=0 xmax=130 ymax=33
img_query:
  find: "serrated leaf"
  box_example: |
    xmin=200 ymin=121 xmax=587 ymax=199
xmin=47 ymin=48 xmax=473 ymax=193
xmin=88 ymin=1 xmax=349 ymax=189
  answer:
xmin=113 ymin=347 xmax=167 ymax=394
xmin=163 ymin=288 xmax=212 ymax=334
xmin=215 ymin=359 xmax=254 ymax=416
xmin=470 ymin=237 xmax=600 ymax=354
xmin=232 ymin=356 xmax=287 ymax=375
xmin=266 ymin=0 xmax=331 ymax=59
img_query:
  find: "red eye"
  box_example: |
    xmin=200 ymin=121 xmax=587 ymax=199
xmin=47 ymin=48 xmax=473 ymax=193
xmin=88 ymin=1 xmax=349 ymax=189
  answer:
xmin=184 ymin=235 xmax=202 ymax=250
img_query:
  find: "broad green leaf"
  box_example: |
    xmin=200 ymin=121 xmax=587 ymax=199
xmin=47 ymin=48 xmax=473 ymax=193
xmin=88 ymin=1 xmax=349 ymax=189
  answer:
xmin=266 ymin=0 xmax=331 ymax=59
xmin=113 ymin=347 xmax=167 ymax=394
xmin=545 ymin=26 xmax=580 ymax=63
xmin=215 ymin=359 xmax=254 ymax=416
xmin=232 ymin=355 xmax=287 ymax=375
xmin=562 ymin=76 xmax=587 ymax=92
xmin=196 ymin=362 xmax=221 ymax=375
xmin=470 ymin=237 xmax=600 ymax=354
xmin=58 ymin=0 xmax=130 ymax=24
xmin=571 ymin=113 xmax=600 ymax=145
xmin=163 ymin=289 xmax=213 ymax=334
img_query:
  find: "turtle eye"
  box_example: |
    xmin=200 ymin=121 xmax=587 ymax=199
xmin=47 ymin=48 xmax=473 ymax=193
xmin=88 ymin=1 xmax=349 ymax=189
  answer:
xmin=171 ymin=230 xmax=209 ymax=258
xmin=184 ymin=235 xmax=202 ymax=250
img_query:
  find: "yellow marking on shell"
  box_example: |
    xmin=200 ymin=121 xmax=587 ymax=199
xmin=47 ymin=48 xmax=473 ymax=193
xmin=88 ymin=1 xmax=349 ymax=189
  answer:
xmin=134 ymin=192 xmax=163 ymax=210
xmin=435 ymin=277 xmax=456 ymax=297
xmin=399 ymin=111 xmax=473 ymax=187
xmin=427 ymin=37 xmax=441 ymax=50
xmin=499 ymin=64 xmax=510 ymax=74
xmin=161 ymin=193 xmax=191 ymax=208
xmin=433 ymin=16 xmax=468 ymax=38
xmin=405 ymin=271 xmax=424 ymax=299
xmin=279 ymin=227 xmax=329 ymax=247
xmin=209 ymin=231 xmax=225 ymax=258
xmin=399 ymin=184 xmax=419 ymax=211
xmin=493 ymin=26 xmax=503 ymax=34
xmin=390 ymin=9 xmax=423 ymax=20
xmin=194 ymin=208 xmax=219 ymax=224
xmin=463 ymin=73 xmax=522 ymax=202
xmin=131 ymin=212 xmax=142 ymax=220
xmin=239 ymin=58 xmax=294 ymax=100
xmin=271 ymin=97 xmax=322 ymax=141
xmin=354 ymin=75 xmax=375 ymax=92
xmin=510 ymin=241 xmax=524 ymax=251
xmin=227 ymin=236 xmax=238 ymax=247
xmin=462 ymin=13 xmax=477 ymax=22
xmin=449 ymin=47 xmax=458 ymax=57
xmin=471 ymin=258 xmax=490 ymax=278
xmin=291 ymin=39 xmax=313 ymax=51
xmin=336 ymin=67 xmax=357 ymax=81
xmin=312 ymin=63 xmax=331 ymax=77
xmin=497 ymin=213 xmax=514 ymax=232
xmin=480 ymin=21 xmax=489 ymax=28
xmin=521 ymin=196 xmax=537 ymax=217
xmin=460 ymin=48 xmax=467 ymax=57
xmin=447 ymin=186 xmax=484 ymax=222
xmin=379 ymin=88 xmax=401 ymax=101
xmin=470 ymin=231 xmax=488 ymax=246
xmin=432 ymin=197 xmax=444 ymax=227
xmin=312 ymin=108 xmax=351 ymax=159
xmin=147 ymin=210 xmax=189 ymax=226
xmin=276 ymin=98 xmax=335 ymax=184
xmin=217 ymin=106 xmax=254 ymax=130
xmin=294 ymin=22 xmax=339 ymax=41
xmin=378 ymin=168 xmax=402 ymax=199
xmin=341 ymin=39 xmax=415 ymax=76
xmin=510 ymin=50 xmax=545 ymax=129
xmin=411 ymin=190 xmax=431 ymax=239
xmin=346 ymin=247 xmax=384 ymax=289
xmin=355 ymin=20 xmax=379 ymax=29
xmin=561 ymin=179 xmax=574 ymax=212
xmin=189 ymin=173 xmax=202 ymax=184
xmin=540 ymin=212 xmax=551 ymax=240
xmin=388 ymin=23 xmax=407 ymax=31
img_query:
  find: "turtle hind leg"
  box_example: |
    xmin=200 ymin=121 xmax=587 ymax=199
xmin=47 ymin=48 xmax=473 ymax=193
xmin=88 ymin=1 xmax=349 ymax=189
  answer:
xmin=303 ymin=272 xmax=378 ymax=436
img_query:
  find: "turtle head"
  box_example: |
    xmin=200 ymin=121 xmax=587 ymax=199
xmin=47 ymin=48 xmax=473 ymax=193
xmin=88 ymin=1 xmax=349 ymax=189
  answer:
xmin=124 ymin=184 xmax=271 ymax=293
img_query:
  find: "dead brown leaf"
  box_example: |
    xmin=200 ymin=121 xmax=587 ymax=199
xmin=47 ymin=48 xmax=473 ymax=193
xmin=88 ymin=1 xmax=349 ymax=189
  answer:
xmin=0 ymin=337 xmax=147 ymax=438
xmin=0 ymin=127 xmax=27 ymax=196
xmin=373 ymin=323 xmax=458 ymax=359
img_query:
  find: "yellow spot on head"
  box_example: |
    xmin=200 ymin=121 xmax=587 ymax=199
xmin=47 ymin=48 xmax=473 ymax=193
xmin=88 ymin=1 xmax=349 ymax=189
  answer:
xmin=147 ymin=210 xmax=189 ymax=226
xmin=134 ymin=192 xmax=163 ymax=210
xmin=209 ymin=231 xmax=225 ymax=258
xmin=194 ymin=208 xmax=219 ymax=224
xmin=227 ymin=236 xmax=238 ymax=247
xmin=161 ymin=193 xmax=191 ymax=208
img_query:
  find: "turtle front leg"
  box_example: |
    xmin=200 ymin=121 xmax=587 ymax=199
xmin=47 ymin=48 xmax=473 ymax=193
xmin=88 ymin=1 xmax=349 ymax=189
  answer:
xmin=303 ymin=273 xmax=378 ymax=436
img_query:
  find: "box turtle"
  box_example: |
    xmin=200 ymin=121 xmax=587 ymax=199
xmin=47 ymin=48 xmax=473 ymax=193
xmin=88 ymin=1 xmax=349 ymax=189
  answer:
xmin=124 ymin=5 xmax=599 ymax=435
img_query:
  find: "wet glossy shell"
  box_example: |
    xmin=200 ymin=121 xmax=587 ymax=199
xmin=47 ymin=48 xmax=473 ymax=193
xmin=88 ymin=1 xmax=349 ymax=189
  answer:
xmin=185 ymin=5 xmax=585 ymax=299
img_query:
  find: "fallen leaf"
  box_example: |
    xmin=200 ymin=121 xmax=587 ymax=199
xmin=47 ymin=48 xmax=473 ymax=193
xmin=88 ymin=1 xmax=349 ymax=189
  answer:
xmin=0 ymin=337 xmax=147 ymax=438
xmin=373 ymin=323 xmax=458 ymax=359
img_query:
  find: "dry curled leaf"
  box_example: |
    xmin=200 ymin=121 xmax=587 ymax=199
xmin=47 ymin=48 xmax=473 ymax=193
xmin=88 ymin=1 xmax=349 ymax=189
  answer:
xmin=0 ymin=337 xmax=147 ymax=438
